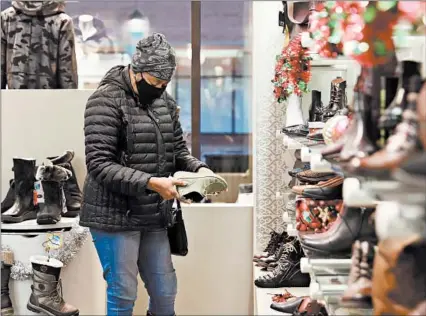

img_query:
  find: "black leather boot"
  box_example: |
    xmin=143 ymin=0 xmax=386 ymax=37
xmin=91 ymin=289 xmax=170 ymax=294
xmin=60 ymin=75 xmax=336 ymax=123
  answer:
xmin=380 ymin=76 xmax=400 ymax=143
xmin=323 ymin=77 xmax=347 ymax=120
xmin=47 ymin=151 xmax=81 ymax=217
xmin=1 ymin=250 xmax=14 ymax=316
xmin=254 ymin=238 xmax=310 ymax=288
xmin=309 ymin=90 xmax=323 ymax=122
xmin=61 ymin=163 xmax=82 ymax=217
xmin=1 ymin=180 xmax=15 ymax=214
xmin=36 ymin=165 xmax=71 ymax=225
xmin=2 ymin=158 xmax=37 ymax=223
xmin=299 ymin=207 xmax=377 ymax=258
xmin=379 ymin=61 xmax=422 ymax=131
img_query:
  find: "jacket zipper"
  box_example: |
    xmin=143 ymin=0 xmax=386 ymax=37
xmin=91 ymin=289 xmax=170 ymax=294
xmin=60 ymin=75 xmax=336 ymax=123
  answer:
xmin=146 ymin=108 xmax=166 ymax=177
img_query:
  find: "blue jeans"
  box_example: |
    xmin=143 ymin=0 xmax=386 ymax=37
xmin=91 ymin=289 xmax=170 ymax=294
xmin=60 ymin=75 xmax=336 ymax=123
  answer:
xmin=90 ymin=228 xmax=177 ymax=316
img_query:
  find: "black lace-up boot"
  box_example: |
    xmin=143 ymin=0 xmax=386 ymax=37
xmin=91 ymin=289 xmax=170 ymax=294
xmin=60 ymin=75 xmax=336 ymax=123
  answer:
xmin=323 ymin=77 xmax=347 ymax=120
xmin=254 ymin=238 xmax=310 ymax=288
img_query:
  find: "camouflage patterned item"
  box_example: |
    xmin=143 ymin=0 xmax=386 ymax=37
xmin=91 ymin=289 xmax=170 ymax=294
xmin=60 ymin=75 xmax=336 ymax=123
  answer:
xmin=1 ymin=1 xmax=78 ymax=89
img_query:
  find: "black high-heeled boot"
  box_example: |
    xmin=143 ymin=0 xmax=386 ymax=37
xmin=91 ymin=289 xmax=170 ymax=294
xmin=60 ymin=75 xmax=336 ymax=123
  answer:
xmin=380 ymin=76 xmax=399 ymax=143
xmin=379 ymin=61 xmax=421 ymax=131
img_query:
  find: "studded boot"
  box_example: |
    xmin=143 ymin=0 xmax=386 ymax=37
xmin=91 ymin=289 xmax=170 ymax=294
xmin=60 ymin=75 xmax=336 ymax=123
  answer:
xmin=2 ymin=158 xmax=38 ymax=223
xmin=254 ymin=238 xmax=310 ymax=288
xmin=1 ymin=249 xmax=14 ymax=316
xmin=323 ymin=77 xmax=347 ymax=121
xmin=27 ymin=255 xmax=79 ymax=316
xmin=340 ymin=241 xmax=374 ymax=308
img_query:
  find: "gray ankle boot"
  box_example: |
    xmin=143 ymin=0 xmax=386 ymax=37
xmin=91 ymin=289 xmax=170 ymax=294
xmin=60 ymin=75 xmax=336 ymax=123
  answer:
xmin=27 ymin=255 xmax=79 ymax=316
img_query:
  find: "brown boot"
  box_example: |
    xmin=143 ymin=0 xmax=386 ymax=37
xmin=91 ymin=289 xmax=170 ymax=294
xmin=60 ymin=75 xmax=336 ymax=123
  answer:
xmin=340 ymin=241 xmax=373 ymax=308
xmin=372 ymin=236 xmax=426 ymax=316
xmin=27 ymin=256 xmax=79 ymax=316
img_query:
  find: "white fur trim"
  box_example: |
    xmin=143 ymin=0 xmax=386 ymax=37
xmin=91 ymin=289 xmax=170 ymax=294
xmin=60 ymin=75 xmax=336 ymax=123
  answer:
xmin=12 ymin=157 xmax=36 ymax=161
xmin=30 ymin=255 xmax=63 ymax=268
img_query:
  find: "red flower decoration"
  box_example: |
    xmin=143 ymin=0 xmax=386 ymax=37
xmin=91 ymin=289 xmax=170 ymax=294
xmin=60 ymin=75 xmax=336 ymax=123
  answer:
xmin=272 ymin=35 xmax=312 ymax=103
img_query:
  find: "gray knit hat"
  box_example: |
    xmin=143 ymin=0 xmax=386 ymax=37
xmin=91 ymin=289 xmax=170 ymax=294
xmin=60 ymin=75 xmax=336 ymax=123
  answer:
xmin=131 ymin=33 xmax=176 ymax=81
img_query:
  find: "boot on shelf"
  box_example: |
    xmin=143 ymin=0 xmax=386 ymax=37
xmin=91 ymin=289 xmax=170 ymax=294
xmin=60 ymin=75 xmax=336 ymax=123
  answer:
xmin=339 ymin=93 xmax=378 ymax=163
xmin=1 ymin=249 xmax=14 ymax=316
xmin=1 ymin=180 xmax=15 ymax=214
xmin=299 ymin=207 xmax=377 ymax=258
xmin=48 ymin=150 xmax=82 ymax=217
xmin=379 ymin=61 xmax=422 ymax=131
xmin=323 ymin=77 xmax=347 ymax=121
xmin=2 ymin=158 xmax=38 ymax=223
xmin=340 ymin=241 xmax=374 ymax=309
xmin=351 ymin=76 xmax=423 ymax=173
xmin=254 ymin=238 xmax=310 ymax=288
xmin=309 ymin=90 xmax=324 ymax=124
xmin=27 ymin=255 xmax=79 ymax=316
xmin=379 ymin=76 xmax=399 ymax=144
xmin=285 ymin=94 xmax=305 ymax=128
xmin=35 ymin=165 xmax=72 ymax=225
xmin=372 ymin=237 xmax=426 ymax=316
xmin=253 ymin=231 xmax=284 ymax=261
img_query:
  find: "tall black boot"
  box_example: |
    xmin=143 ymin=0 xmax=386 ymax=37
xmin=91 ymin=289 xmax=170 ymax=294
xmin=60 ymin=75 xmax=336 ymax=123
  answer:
xmin=2 ymin=158 xmax=37 ymax=223
xmin=27 ymin=255 xmax=79 ymax=316
xmin=380 ymin=76 xmax=399 ymax=143
xmin=309 ymin=90 xmax=323 ymax=123
xmin=36 ymin=165 xmax=71 ymax=225
xmin=1 ymin=180 xmax=15 ymax=214
xmin=48 ymin=151 xmax=82 ymax=217
xmin=379 ymin=61 xmax=422 ymax=130
xmin=60 ymin=163 xmax=82 ymax=217
xmin=1 ymin=249 xmax=14 ymax=316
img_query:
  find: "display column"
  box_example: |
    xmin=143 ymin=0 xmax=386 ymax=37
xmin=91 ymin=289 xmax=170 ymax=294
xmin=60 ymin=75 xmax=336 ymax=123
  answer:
xmin=252 ymin=1 xmax=295 ymax=250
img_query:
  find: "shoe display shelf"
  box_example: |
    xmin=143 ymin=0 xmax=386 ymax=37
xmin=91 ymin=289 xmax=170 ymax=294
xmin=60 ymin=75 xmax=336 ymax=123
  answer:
xmin=1 ymin=217 xmax=106 ymax=315
xmin=253 ymin=265 xmax=311 ymax=315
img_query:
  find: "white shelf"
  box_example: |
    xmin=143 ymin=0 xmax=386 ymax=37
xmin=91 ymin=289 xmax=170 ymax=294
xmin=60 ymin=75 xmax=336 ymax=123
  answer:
xmin=254 ymin=266 xmax=310 ymax=316
xmin=1 ymin=217 xmax=77 ymax=233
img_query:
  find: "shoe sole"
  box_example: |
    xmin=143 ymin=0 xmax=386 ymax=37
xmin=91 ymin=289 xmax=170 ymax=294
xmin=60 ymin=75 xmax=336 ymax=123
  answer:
xmin=62 ymin=211 xmax=80 ymax=218
xmin=254 ymin=278 xmax=310 ymax=288
xmin=2 ymin=211 xmax=36 ymax=223
xmin=1 ymin=307 xmax=14 ymax=316
xmin=300 ymin=243 xmax=351 ymax=259
xmin=174 ymin=173 xmax=228 ymax=197
xmin=37 ymin=215 xmax=61 ymax=225
xmin=27 ymin=302 xmax=79 ymax=316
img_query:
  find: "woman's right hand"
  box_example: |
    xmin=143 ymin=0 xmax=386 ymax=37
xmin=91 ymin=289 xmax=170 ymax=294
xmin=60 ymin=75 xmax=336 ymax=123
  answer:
xmin=147 ymin=177 xmax=187 ymax=200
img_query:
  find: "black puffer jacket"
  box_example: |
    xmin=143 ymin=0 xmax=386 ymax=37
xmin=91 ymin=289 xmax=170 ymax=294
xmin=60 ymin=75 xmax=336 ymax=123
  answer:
xmin=79 ymin=65 xmax=207 ymax=231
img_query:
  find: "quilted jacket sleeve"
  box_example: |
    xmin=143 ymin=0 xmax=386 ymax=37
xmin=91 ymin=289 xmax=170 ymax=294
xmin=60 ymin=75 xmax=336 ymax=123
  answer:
xmin=166 ymin=94 xmax=209 ymax=172
xmin=84 ymin=93 xmax=152 ymax=196
xmin=1 ymin=11 xmax=6 ymax=89
xmin=57 ymin=16 xmax=78 ymax=89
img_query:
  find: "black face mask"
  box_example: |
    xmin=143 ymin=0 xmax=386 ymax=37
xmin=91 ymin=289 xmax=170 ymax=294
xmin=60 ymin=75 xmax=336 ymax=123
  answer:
xmin=136 ymin=76 xmax=166 ymax=106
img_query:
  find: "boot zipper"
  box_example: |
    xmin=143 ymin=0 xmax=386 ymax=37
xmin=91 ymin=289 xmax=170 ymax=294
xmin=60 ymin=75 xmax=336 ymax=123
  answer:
xmin=146 ymin=108 xmax=166 ymax=176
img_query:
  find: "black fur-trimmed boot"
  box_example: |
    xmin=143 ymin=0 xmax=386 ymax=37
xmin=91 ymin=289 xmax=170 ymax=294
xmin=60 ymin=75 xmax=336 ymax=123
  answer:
xmin=27 ymin=255 xmax=79 ymax=316
xmin=1 ymin=249 xmax=14 ymax=316
xmin=1 ymin=180 xmax=15 ymax=214
xmin=35 ymin=165 xmax=71 ymax=225
xmin=48 ymin=151 xmax=82 ymax=217
xmin=2 ymin=158 xmax=38 ymax=223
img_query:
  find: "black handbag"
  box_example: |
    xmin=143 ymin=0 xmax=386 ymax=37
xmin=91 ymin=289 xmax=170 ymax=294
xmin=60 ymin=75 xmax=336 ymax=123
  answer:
xmin=168 ymin=200 xmax=188 ymax=256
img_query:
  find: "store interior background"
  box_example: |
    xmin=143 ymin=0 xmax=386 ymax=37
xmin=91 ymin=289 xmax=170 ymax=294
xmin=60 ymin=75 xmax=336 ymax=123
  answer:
xmin=1 ymin=1 xmax=255 ymax=315
xmin=2 ymin=1 xmax=425 ymax=315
